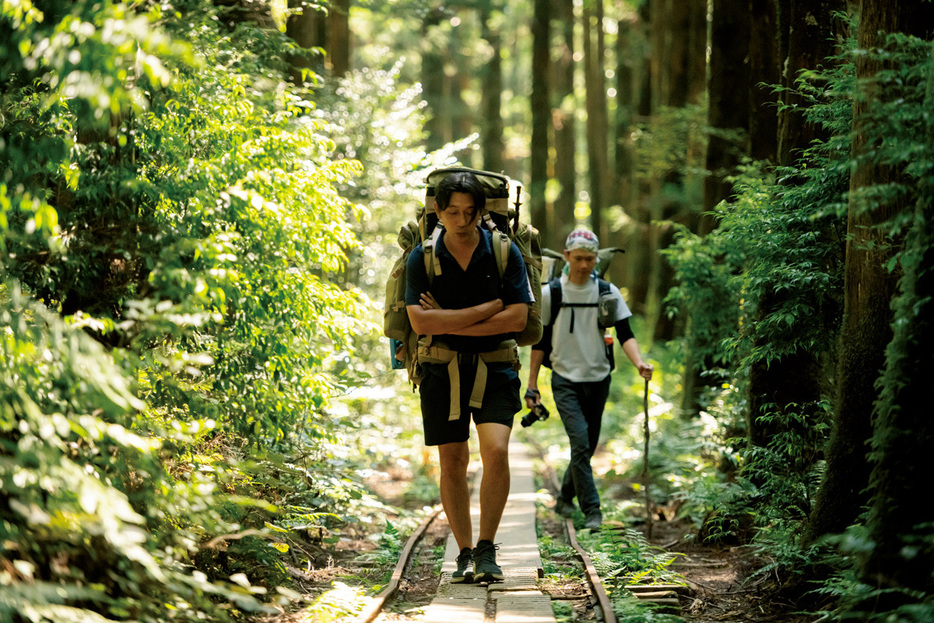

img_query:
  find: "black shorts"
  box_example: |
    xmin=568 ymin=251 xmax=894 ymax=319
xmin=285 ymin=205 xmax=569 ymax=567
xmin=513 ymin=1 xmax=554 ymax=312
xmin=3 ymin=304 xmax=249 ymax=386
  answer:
xmin=419 ymin=363 xmax=520 ymax=446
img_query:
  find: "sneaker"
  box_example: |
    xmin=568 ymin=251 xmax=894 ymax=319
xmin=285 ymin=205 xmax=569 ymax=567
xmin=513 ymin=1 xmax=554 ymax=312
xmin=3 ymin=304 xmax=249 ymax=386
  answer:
xmin=451 ymin=547 xmax=474 ymax=583
xmin=584 ymin=512 xmax=603 ymax=530
xmin=472 ymin=540 xmax=504 ymax=583
xmin=555 ymin=498 xmax=576 ymax=518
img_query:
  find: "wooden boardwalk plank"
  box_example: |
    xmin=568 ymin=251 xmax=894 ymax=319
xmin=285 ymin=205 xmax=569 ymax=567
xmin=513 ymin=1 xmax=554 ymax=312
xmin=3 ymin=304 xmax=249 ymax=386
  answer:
xmin=432 ymin=441 xmax=555 ymax=622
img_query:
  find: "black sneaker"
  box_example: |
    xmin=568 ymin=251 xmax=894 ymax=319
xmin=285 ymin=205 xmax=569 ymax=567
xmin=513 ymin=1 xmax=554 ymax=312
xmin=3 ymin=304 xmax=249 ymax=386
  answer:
xmin=555 ymin=498 xmax=576 ymax=518
xmin=584 ymin=511 xmax=603 ymax=530
xmin=451 ymin=547 xmax=473 ymax=583
xmin=472 ymin=540 xmax=503 ymax=583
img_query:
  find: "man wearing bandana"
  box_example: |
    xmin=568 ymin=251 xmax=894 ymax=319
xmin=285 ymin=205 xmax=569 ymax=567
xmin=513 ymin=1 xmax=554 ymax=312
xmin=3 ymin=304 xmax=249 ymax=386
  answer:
xmin=525 ymin=227 xmax=653 ymax=529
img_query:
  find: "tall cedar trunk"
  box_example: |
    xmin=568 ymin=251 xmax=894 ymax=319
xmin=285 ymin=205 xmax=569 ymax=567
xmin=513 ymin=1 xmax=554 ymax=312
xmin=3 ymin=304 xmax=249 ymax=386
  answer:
xmin=860 ymin=8 xmax=934 ymax=591
xmin=744 ymin=0 xmax=842 ymax=456
xmin=613 ymin=13 xmax=636 ymax=285
xmin=862 ymin=204 xmax=934 ymax=596
xmin=747 ymin=0 xmax=780 ymax=162
xmin=449 ymin=22 xmax=473 ymax=145
xmin=650 ymin=0 xmax=705 ymax=343
xmin=584 ymin=1 xmax=609 ymax=242
xmin=777 ymin=1 xmax=844 ymax=167
xmin=615 ymin=16 xmax=634 ymax=211
xmin=626 ymin=2 xmax=653 ymax=315
xmin=328 ymin=0 xmax=350 ymax=77
xmin=422 ymin=8 xmax=447 ymax=152
xmin=681 ymin=0 xmax=750 ymax=416
xmin=530 ymin=0 xmax=550 ymax=241
xmin=480 ymin=3 xmax=505 ymax=173
xmin=285 ymin=0 xmax=324 ymax=85
xmin=552 ymin=0 xmax=576 ymax=252
xmin=702 ymin=0 xmax=749 ymax=235
xmin=806 ymin=0 xmax=933 ymax=545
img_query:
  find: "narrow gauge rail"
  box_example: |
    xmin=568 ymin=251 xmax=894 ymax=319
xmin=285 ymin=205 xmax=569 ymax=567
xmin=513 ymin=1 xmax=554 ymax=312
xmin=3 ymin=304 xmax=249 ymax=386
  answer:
xmin=352 ymin=441 xmax=617 ymax=623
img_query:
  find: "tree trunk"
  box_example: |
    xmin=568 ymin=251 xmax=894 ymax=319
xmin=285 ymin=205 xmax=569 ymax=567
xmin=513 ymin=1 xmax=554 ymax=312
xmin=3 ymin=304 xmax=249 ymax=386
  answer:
xmin=806 ymin=0 xmax=934 ymax=545
xmin=421 ymin=9 xmax=448 ymax=152
xmin=861 ymin=193 xmax=934 ymax=598
xmin=285 ymin=0 xmax=324 ymax=85
xmin=860 ymin=9 xmax=934 ymax=596
xmin=584 ymin=1 xmax=609 ymax=242
xmin=530 ymin=0 xmax=550 ymax=241
xmin=626 ymin=1 xmax=653 ymax=316
xmin=681 ymin=0 xmax=749 ymax=415
xmin=702 ymin=0 xmax=750 ymax=234
xmin=747 ymin=0 xmax=780 ymax=162
xmin=449 ymin=21 xmax=473 ymax=145
xmin=777 ymin=0 xmax=845 ymax=167
xmin=649 ymin=0 xmax=704 ymax=343
xmin=328 ymin=0 xmax=351 ymax=77
xmin=743 ymin=0 xmax=842 ymax=459
xmin=480 ymin=2 xmax=505 ymax=173
xmin=552 ymin=0 xmax=576 ymax=252
xmin=613 ymin=13 xmax=636 ymax=284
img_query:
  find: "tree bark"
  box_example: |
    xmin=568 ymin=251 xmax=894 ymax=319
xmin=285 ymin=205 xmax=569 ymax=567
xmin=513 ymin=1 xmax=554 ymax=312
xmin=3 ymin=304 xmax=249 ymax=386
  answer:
xmin=584 ymin=0 xmax=609 ymax=242
xmin=859 ymin=8 xmax=934 ymax=595
xmin=702 ymin=0 xmax=750 ymax=234
xmin=552 ymin=0 xmax=577 ymax=252
xmin=681 ymin=0 xmax=749 ymax=415
xmin=613 ymin=12 xmax=636 ymax=284
xmin=743 ymin=0 xmax=843 ymax=474
xmin=328 ymin=0 xmax=351 ymax=77
xmin=480 ymin=2 xmax=505 ymax=173
xmin=530 ymin=0 xmax=551 ymax=241
xmin=747 ymin=0 xmax=780 ymax=162
xmin=626 ymin=1 xmax=653 ymax=316
xmin=422 ymin=8 xmax=448 ymax=152
xmin=807 ymin=0 xmax=934 ymax=545
xmin=285 ymin=0 xmax=324 ymax=85
xmin=449 ymin=20 xmax=473 ymax=145
xmin=777 ymin=0 xmax=845 ymax=167
xmin=861 ymin=193 xmax=934 ymax=597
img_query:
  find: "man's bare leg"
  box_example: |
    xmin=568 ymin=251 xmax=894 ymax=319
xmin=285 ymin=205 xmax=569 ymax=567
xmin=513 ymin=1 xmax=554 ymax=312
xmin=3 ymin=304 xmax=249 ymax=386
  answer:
xmin=476 ymin=422 xmax=512 ymax=542
xmin=438 ymin=440 xmax=472 ymax=551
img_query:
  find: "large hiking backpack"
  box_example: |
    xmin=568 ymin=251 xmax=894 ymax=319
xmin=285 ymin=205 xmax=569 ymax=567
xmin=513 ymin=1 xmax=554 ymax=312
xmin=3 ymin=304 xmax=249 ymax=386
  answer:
xmin=384 ymin=167 xmax=544 ymax=385
xmin=541 ymin=246 xmax=625 ymax=282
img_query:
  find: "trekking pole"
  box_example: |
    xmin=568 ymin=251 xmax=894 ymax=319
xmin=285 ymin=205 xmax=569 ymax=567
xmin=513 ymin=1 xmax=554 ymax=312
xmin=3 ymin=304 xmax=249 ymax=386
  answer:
xmin=642 ymin=378 xmax=653 ymax=540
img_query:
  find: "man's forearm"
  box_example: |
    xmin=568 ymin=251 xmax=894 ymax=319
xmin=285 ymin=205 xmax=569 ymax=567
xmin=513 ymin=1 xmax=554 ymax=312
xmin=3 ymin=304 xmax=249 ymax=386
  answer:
xmin=527 ymin=349 xmax=544 ymax=390
xmin=621 ymin=337 xmax=645 ymax=368
xmin=407 ymin=299 xmax=503 ymax=335
xmin=448 ymin=303 xmax=529 ymax=337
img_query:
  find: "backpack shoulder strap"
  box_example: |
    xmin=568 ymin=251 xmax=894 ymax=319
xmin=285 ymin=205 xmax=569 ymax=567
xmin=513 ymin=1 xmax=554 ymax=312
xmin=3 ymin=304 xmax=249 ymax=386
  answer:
xmin=490 ymin=230 xmax=510 ymax=279
xmin=548 ymin=278 xmax=562 ymax=326
xmin=422 ymin=226 xmax=443 ymax=283
xmin=597 ymin=278 xmax=611 ymax=296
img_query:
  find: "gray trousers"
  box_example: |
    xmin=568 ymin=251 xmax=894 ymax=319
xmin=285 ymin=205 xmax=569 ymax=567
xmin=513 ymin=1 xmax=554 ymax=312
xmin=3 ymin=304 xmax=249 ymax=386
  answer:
xmin=552 ymin=372 xmax=611 ymax=516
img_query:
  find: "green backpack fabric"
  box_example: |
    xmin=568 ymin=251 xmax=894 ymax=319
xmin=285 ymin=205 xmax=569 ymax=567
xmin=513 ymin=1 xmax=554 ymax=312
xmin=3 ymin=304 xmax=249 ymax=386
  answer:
xmin=383 ymin=167 xmax=544 ymax=385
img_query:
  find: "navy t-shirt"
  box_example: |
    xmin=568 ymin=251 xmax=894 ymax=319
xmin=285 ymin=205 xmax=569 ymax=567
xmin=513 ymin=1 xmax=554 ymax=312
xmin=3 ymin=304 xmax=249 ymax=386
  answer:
xmin=405 ymin=227 xmax=533 ymax=354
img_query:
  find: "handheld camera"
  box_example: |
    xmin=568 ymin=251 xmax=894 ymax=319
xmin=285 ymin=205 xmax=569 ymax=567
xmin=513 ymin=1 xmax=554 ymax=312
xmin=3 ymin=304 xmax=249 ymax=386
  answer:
xmin=520 ymin=402 xmax=550 ymax=428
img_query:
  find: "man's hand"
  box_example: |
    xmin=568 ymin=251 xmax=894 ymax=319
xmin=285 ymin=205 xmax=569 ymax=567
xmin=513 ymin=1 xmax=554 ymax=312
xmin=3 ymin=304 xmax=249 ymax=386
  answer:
xmin=420 ymin=292 xmax=441 ymax=310
xmin=524 ymin=387 xmax=541 ymax=409
xmin=637 ymin=362 xmax=654 ymax=381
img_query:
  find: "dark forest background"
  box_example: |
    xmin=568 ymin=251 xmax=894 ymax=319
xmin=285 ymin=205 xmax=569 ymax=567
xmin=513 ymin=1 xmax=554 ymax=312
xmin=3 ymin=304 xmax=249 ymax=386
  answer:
xmin=2 ymin=0 xmax=933 ymax=621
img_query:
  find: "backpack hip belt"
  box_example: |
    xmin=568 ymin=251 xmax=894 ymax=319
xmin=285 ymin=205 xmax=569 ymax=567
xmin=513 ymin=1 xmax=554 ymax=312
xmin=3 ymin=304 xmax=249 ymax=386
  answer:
xmin=417 ymin=338 xmax=520 ymax=421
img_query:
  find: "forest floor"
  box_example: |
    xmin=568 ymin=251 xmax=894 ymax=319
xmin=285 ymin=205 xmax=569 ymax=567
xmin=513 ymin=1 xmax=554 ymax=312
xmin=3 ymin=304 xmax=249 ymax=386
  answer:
xmin=262 ymin=457 xmax=817 ymax=623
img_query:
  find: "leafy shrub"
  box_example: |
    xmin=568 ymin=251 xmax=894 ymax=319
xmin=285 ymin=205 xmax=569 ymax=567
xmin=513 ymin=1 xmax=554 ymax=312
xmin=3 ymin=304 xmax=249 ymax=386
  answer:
xmin=2 ymin=0 xmax=374 ymax=619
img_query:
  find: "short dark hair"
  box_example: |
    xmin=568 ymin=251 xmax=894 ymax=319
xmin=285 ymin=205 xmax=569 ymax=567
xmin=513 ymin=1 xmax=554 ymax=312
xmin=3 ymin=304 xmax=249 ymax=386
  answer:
xmin=435 ymin=171 xmax=486 ymax=215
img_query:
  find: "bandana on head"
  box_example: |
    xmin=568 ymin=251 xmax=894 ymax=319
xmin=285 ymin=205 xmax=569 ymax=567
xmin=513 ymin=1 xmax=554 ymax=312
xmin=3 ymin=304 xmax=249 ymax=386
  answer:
xmin=565 ymin=228 xmax=599 ymax=253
